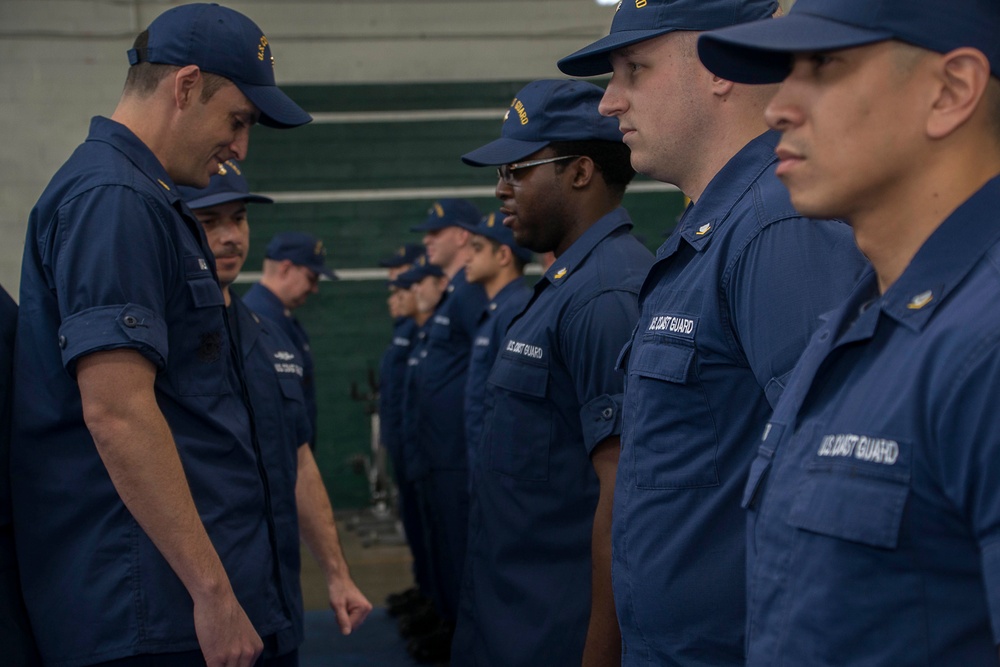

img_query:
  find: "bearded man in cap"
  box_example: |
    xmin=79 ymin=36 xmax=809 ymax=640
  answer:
xmin=452 ymin=79 xmax=654 ymax=667
xmin=558 ymin=1 xmax=868 ymax=663
xmin=11 ymin=4 xmax=310 ymax=666
xmin=698 ymin=0 xmax=1000 ymax=663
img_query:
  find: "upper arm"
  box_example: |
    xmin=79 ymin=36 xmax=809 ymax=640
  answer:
xmin=729 ymin=218 xmax=866 ymax=406
xmin=562 ymin=290 xmax=640 ymax=454
xmin=77 ymin=348 xmax=158 ymax=439
xmin=52 ymin=187 xmax=176 ymax=374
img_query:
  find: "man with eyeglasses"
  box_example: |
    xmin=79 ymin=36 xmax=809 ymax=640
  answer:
xmin=557 ymin=1 xmax=869 ymax=664
xmin=450 ymin=78 xmax=654 ymax=667
xmin=243 ymin=231 xmax=337 ymax=452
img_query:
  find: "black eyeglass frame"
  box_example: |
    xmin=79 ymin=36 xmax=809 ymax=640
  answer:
xmin=496 ymin=155 xmax=583 ymax=184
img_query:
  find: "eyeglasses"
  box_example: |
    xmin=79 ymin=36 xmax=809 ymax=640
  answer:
xmin=496 ymin=155 xmax=583 ymax=185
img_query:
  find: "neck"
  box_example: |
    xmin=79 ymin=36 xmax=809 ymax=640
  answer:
xmin=850 ymin=138 xmax=1000 ymax=293
xmin=222 ymin=284 xmax=232 ymax=306
xmin=258 ymin=275 xmax=294 ymax=309
xmin=683 ymin=94 xmax=770 ymax=203
xmin=482 ymin=269 xmax=521 ymax=301
xmin=111 ymin=93 xmax=174 ymax=179
xmin=554 ymin=197 xmax=618 ymax=257
xmin=414 ymin=311 xmax=431 ymax=326
xmin=441 ymin=246 xmax=473 ymax=278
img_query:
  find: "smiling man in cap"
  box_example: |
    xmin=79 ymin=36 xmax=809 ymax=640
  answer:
xmin=697 ymin=1 xmax=1000 ymax=664
xmin=452 ymin=78 xmax=654 ymax=667
xmin=557 ymin=1 xmax=868 ymax=665
xmin=11 ymin=4 xmax=309 ymax=666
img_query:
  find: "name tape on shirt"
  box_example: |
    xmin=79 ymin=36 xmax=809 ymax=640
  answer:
xmin=505 ymin=339 xmax=544 ymax=360
xmin=817 ymin=433 xmax=899 ymax=466
xmin=434 ymin=315 xmax=451 ymax=327
xmin=392 ymin=336 xmax=411 ymax=347
xmin=474 ymin=336 xmax=490 ymax=347
xmin=647 ymin=313 xmax=697 ymax=339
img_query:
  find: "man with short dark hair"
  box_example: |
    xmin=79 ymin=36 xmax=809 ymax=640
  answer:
xmin=451 ymin=78 xmax=654 ymax=667
xmin=458 ymin=209 xmax=532 ymax=486
xmin=697 ymin=1 xmax=1000 ymax=664
xmin=558 ymin=1 xmax=868 ymax=663
xmin=179 ymin=161 xmax=373 ymax=664
xmin=11 ymin=4 xmax=309 ymax=666
xmin=243 ymin=231 xmax=337 ymax=451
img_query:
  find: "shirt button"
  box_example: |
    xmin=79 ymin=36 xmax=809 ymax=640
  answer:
xmin=818 ymin=330 xmax=830 ymax=341
xmin=123 ymin=315 xmax=138 ymax=328
xmin=58 ymin=335 xmax=67 ymax=349
xmin=601 ymin=407 xmax=614 ymax=420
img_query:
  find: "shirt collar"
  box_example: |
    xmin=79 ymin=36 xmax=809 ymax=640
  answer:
xmin=486 ymin=276 xmax=529 ymax=313
xmin=542 ymin=207 xmax=633 ymax=289
xmin=86 ymin=116 xmax=182 ymax=205
xmin=675 ymin=130 xmax=782 ymax=250
xmin=878 ymin=175 xmax=1000 ymax=332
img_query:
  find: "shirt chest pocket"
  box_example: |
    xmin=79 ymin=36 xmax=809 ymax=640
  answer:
xmin=626 ymin=335 xmax=719 ymax=489
xmin=487 ymin=354 xmax=552 ymax=482
xmin=173 ymin=269 xmax=228 ymax=396
xmin=787 ymin=456 xmax=910 ymax=549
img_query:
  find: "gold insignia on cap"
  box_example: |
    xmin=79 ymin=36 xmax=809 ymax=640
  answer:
xmin=907 ymin=290 xmax=933 ymax=310
xmin=696 ymin=223 xmax=712 ymax=236
xmin=157 ymin=179 xmax=171 ymax=191
xmin=433 ymin=203 xmax=445 ymax=218
xmin=553 ymin=267 xmax=567 ymax=280
xmin=314 ymin=240 xmax=326 ymax=256
xmin=217 ymin=163 xmax=228 ymax=176
xmin=257 ymin=35 xmax=269 ymax=62
xmin=487 ymin=213 xmax=496 ymax=228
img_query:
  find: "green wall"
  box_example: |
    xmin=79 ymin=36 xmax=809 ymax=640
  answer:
xmin=238 ymin=81 xmax=686 ymax=508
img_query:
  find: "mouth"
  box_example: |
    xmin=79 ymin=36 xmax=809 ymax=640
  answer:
xmin=619 ymin=126 xmax=636 ymax=142
xmin=774 ymin=145 xmax=804 ymax=177
xmin=499 ymin=206 xmax=516 ymax=228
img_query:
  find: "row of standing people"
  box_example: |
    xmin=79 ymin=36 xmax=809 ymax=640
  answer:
xmin=380 ymin=0 xmax=1000 ymax=664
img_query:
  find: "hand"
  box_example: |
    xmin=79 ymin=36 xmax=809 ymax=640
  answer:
xmin=193 ymin=591 xmax=264 ymax=667
xmin=328 ymin=576 xmax=373 ymax=635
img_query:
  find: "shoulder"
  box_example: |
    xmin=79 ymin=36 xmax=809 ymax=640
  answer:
xmin=570 ymin=229 xmax=654 ymax=301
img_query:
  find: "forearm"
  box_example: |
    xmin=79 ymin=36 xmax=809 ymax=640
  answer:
xmin=79 ymin=351 xmax=234 ymax=602
xmin=583 ymin=436 xmax=622 ymax=667
xmin=296 ymin=445 xmax=349 ymax=580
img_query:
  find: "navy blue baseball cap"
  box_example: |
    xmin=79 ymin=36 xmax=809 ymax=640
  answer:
xmin=698 ymin=0 xmax=1000 ymax=85
xmin=394 ymin=255 xmax=445 ymax=287
xmin=557 ymin=0 xmax=778 ymax=77
xmin=458 ymin=210 xmax=534 ymax=264
xmin=378 ymin=243 xmax=425 ymax=268
xmin=178 ymin=159 xmax=273 ymax=209
xmin=265 ymin=231 xmax=337 ymax=280
xmin=410 ymin=199 xmax=481 ymax=232
xmin=461 ymin=80 xmax=623 ymax=166
xmin=127 ymin=3 xmax=311 ymax=128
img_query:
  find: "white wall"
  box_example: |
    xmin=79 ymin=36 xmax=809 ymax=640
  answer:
xmin=0 ymin=0 xmax=794 ymax=295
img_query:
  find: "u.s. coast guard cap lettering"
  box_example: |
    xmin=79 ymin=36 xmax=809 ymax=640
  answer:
xmin=461 ymin=79 xmax=623 ymax=166
xmin=127 ymin=3 xmax=312 ymax=128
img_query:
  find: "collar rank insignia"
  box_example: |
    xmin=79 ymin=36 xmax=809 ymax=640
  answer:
xmin=696 ymin=223 xmax=712 ymax=236
xmin=907 ymin=290 xmax=933 ymax=310
xmin=553 ymin=267 xmax=568 ymax=280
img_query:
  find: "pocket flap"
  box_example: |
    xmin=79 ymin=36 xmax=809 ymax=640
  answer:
xmin=787 ymin=471 xmax=908 ymax=549
xmin=489 ymin=354 xmax=548 ymax=399
xmin=629 ymin=336 xmax=695 ymax=383
xmin=187 ymin=275 xmax=224 ymax=309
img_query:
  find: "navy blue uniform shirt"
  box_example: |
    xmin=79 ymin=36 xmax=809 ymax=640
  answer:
xmin=453 ymin=208 xmax=654 ymax=667
xmin=11 ymin=117 xmax=289 ymax=666
xmin=231 ymin=293 xmax=311 ymax=658
xmin=463 ymin=277 xmax=531 ymax=483
xmin=411 ymin=270 xmax=486 ymax=472
xmin=243 ymin=282 xmax=318 ymax=449
xmin=379 ymin=317 xmax=417 ymax=471
xmin=613 ymin=130 xmax=867 ymax=666
xmin=745 ymin=175 xmax=1000 ymax=666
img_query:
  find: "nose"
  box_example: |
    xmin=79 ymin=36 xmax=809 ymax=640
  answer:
xmin=599 ymin=75 xmax=626 ymax=118
xmin=229 ymin=129 xmax=250 ymax=161
xmin=495 ymin=175 xmax=513 ymax=201
xmin=422 ymin=233 xmax=433 ymax=247
xmin=764 ymin=66 xmax=805 ymax=132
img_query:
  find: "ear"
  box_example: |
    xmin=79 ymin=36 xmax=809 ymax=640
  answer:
xmin=927 ymin=48 xmax=991 ymax=140
xmin=495 ymin=244 xmax=514 ymax=268
xmin=710 ymin=74 xmax=736 ymax=98
xmin=173 ymin=65 xmax=202 ymax=110
xmin=455 ymin=227 xmax=471 ymax=246
xmin=568 ymin=156 xmax=596 ymax=189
